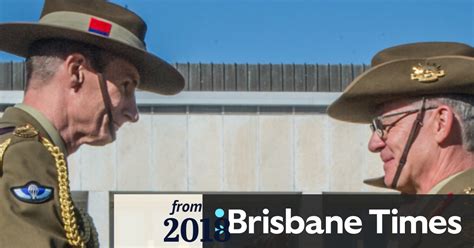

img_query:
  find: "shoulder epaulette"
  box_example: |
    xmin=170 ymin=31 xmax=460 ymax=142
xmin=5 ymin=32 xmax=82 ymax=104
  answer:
xmin=0 ymin=124 xmax=39 ymax=175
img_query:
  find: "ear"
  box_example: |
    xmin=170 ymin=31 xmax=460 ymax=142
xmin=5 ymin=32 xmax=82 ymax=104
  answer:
xmin=432 ymin=105 xmax=455 ymax=144
xmin=65 ymin=53 xmax=87 ymax=90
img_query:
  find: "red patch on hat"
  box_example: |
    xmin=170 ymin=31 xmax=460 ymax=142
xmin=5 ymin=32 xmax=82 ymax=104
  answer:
xmin=88 ymin=18 xmax=112 ymax=37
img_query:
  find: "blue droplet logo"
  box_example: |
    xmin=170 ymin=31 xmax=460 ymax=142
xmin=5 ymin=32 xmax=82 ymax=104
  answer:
xmin=215 ymin=225 xmax=225 ymax=235
xmin=215 ymin=208 xmax=225 ymax=218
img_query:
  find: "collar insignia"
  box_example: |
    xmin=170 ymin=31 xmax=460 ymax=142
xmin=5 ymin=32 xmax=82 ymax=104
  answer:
xmin=410 ymin=63 xmax=445 ymax=83
xmin=11 ymin=181 xmax=53 ymax=204
xmin=13 ymin=124 xmax=38 ymax=138
xmin=464 ymin=186 xmax=473 ymax=194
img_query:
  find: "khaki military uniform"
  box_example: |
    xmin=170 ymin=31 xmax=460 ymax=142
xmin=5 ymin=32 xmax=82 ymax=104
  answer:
xmin=400 ymin=170 xmax=474 ymax=248
xmin=0 ymin=105 xmax=98 ymax=247
xmin=428 ymin=168 xmax=474 ymax=194
xmin=364 ymin=168 xmax=474 ymax=195
xmin=376 ymin=169 xmax=474 ymax=248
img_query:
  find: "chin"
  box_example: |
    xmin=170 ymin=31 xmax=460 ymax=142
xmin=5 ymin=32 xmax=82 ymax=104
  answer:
xmin=382 ymin=160 xmax=398 ymax=187
xmin=384 ymin=174 xmax=414 ymax=193
xmin=383 ymin=169 xmax=401 ymax=188
xmin=383 ymin=176 xmax=392 ymax=188
xmin=87 ymin=134 xmax=114 ymax=146
xmin=383 ymin=169 xmax=394 ymax=187
xmin=89 ymin=140 xmax=112 ymax=146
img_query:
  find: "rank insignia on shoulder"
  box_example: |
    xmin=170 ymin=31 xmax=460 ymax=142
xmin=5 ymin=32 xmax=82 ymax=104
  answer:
xmin=13 ymin=124 xmax=38 ymax=138
xmin=10 ymin=181 xmax=53 ymax=204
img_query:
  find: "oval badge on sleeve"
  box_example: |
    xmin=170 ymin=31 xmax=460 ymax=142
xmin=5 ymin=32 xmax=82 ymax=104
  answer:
xmin=10 ymin=181 xmax=54 ymax=204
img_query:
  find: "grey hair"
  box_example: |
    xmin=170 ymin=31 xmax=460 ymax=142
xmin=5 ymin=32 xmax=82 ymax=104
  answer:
xmin=429 ymin=95 xmax=474 ymax=151
xmin=25 ymin=39 xmax=108 ymax=90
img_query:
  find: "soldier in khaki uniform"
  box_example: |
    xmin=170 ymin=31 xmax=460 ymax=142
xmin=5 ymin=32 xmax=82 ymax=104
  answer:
xmin=0 ymin=0 xmax=184 ymax=247
xmin=328 ymin=42 xmax=474 ymax=195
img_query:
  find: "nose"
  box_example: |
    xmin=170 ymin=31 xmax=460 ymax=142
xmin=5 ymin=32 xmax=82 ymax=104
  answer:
xmin=124 ymin=96 xmax=139 ymax=123
xmin=368 ymin=131 xmax=385 ymax=153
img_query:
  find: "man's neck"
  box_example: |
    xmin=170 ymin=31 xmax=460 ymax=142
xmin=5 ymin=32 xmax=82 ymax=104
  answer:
xmin=417 ymin=147 xmax=474 ymax=193
xmin=23 ymin=88 xmax=78 ymax=155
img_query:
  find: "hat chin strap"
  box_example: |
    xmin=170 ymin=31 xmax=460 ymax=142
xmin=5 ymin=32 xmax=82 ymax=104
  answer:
xmin=97 ymin=73 xmax=116 ymax=141
xmin=390 ymin=98 xmax=428 ymax=189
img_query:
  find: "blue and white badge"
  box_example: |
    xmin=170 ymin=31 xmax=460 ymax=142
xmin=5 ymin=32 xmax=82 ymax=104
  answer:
xmin=11 ymin=181 xmax=53 ymax=204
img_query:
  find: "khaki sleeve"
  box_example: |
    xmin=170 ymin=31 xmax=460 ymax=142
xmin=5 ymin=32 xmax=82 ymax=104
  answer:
xmin=0 ymin=138 xmax=69 ymax=248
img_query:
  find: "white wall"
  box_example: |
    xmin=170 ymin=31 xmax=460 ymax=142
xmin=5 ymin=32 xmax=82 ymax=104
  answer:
xmin=69 ymin=112 xmax=388 ymax=193
xmin=67 ymin=111 xmax=391 ymax=247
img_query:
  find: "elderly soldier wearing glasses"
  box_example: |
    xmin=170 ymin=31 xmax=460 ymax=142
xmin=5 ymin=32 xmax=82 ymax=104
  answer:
xmin=0 ymin=0 xmax=184 ymax=247
xmin=328 ymin=42 xmax=474 ymax=195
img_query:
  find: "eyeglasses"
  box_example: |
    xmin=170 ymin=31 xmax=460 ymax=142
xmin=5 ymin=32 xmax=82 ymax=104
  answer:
xmin=370 ymin=106 xmax=437 ymax=139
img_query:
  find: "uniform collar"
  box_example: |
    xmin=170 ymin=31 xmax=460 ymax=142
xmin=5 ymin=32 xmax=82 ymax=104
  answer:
xmin=364 ymin=169 xmax=474 ymax=194
xmin=14 ymin=103 xmax=68 ymax=156
xmin=428 ymin=168 xmax=474 ymax=194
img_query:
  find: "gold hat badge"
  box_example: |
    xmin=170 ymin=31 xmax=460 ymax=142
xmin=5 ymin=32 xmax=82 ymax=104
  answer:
xmin=410 ymin=63 xmax=445 ymax=83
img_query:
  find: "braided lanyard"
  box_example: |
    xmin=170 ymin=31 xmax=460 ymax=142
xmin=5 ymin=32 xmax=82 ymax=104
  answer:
xmin=97 ymin=73 xmax=116 ymax=141
xmin=41 ymin=137 xmax=99 ymax=247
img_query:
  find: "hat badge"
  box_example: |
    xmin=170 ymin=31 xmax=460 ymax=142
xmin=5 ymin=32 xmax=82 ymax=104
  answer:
xmin=410 ymin=63 xmax=445 ymax=83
